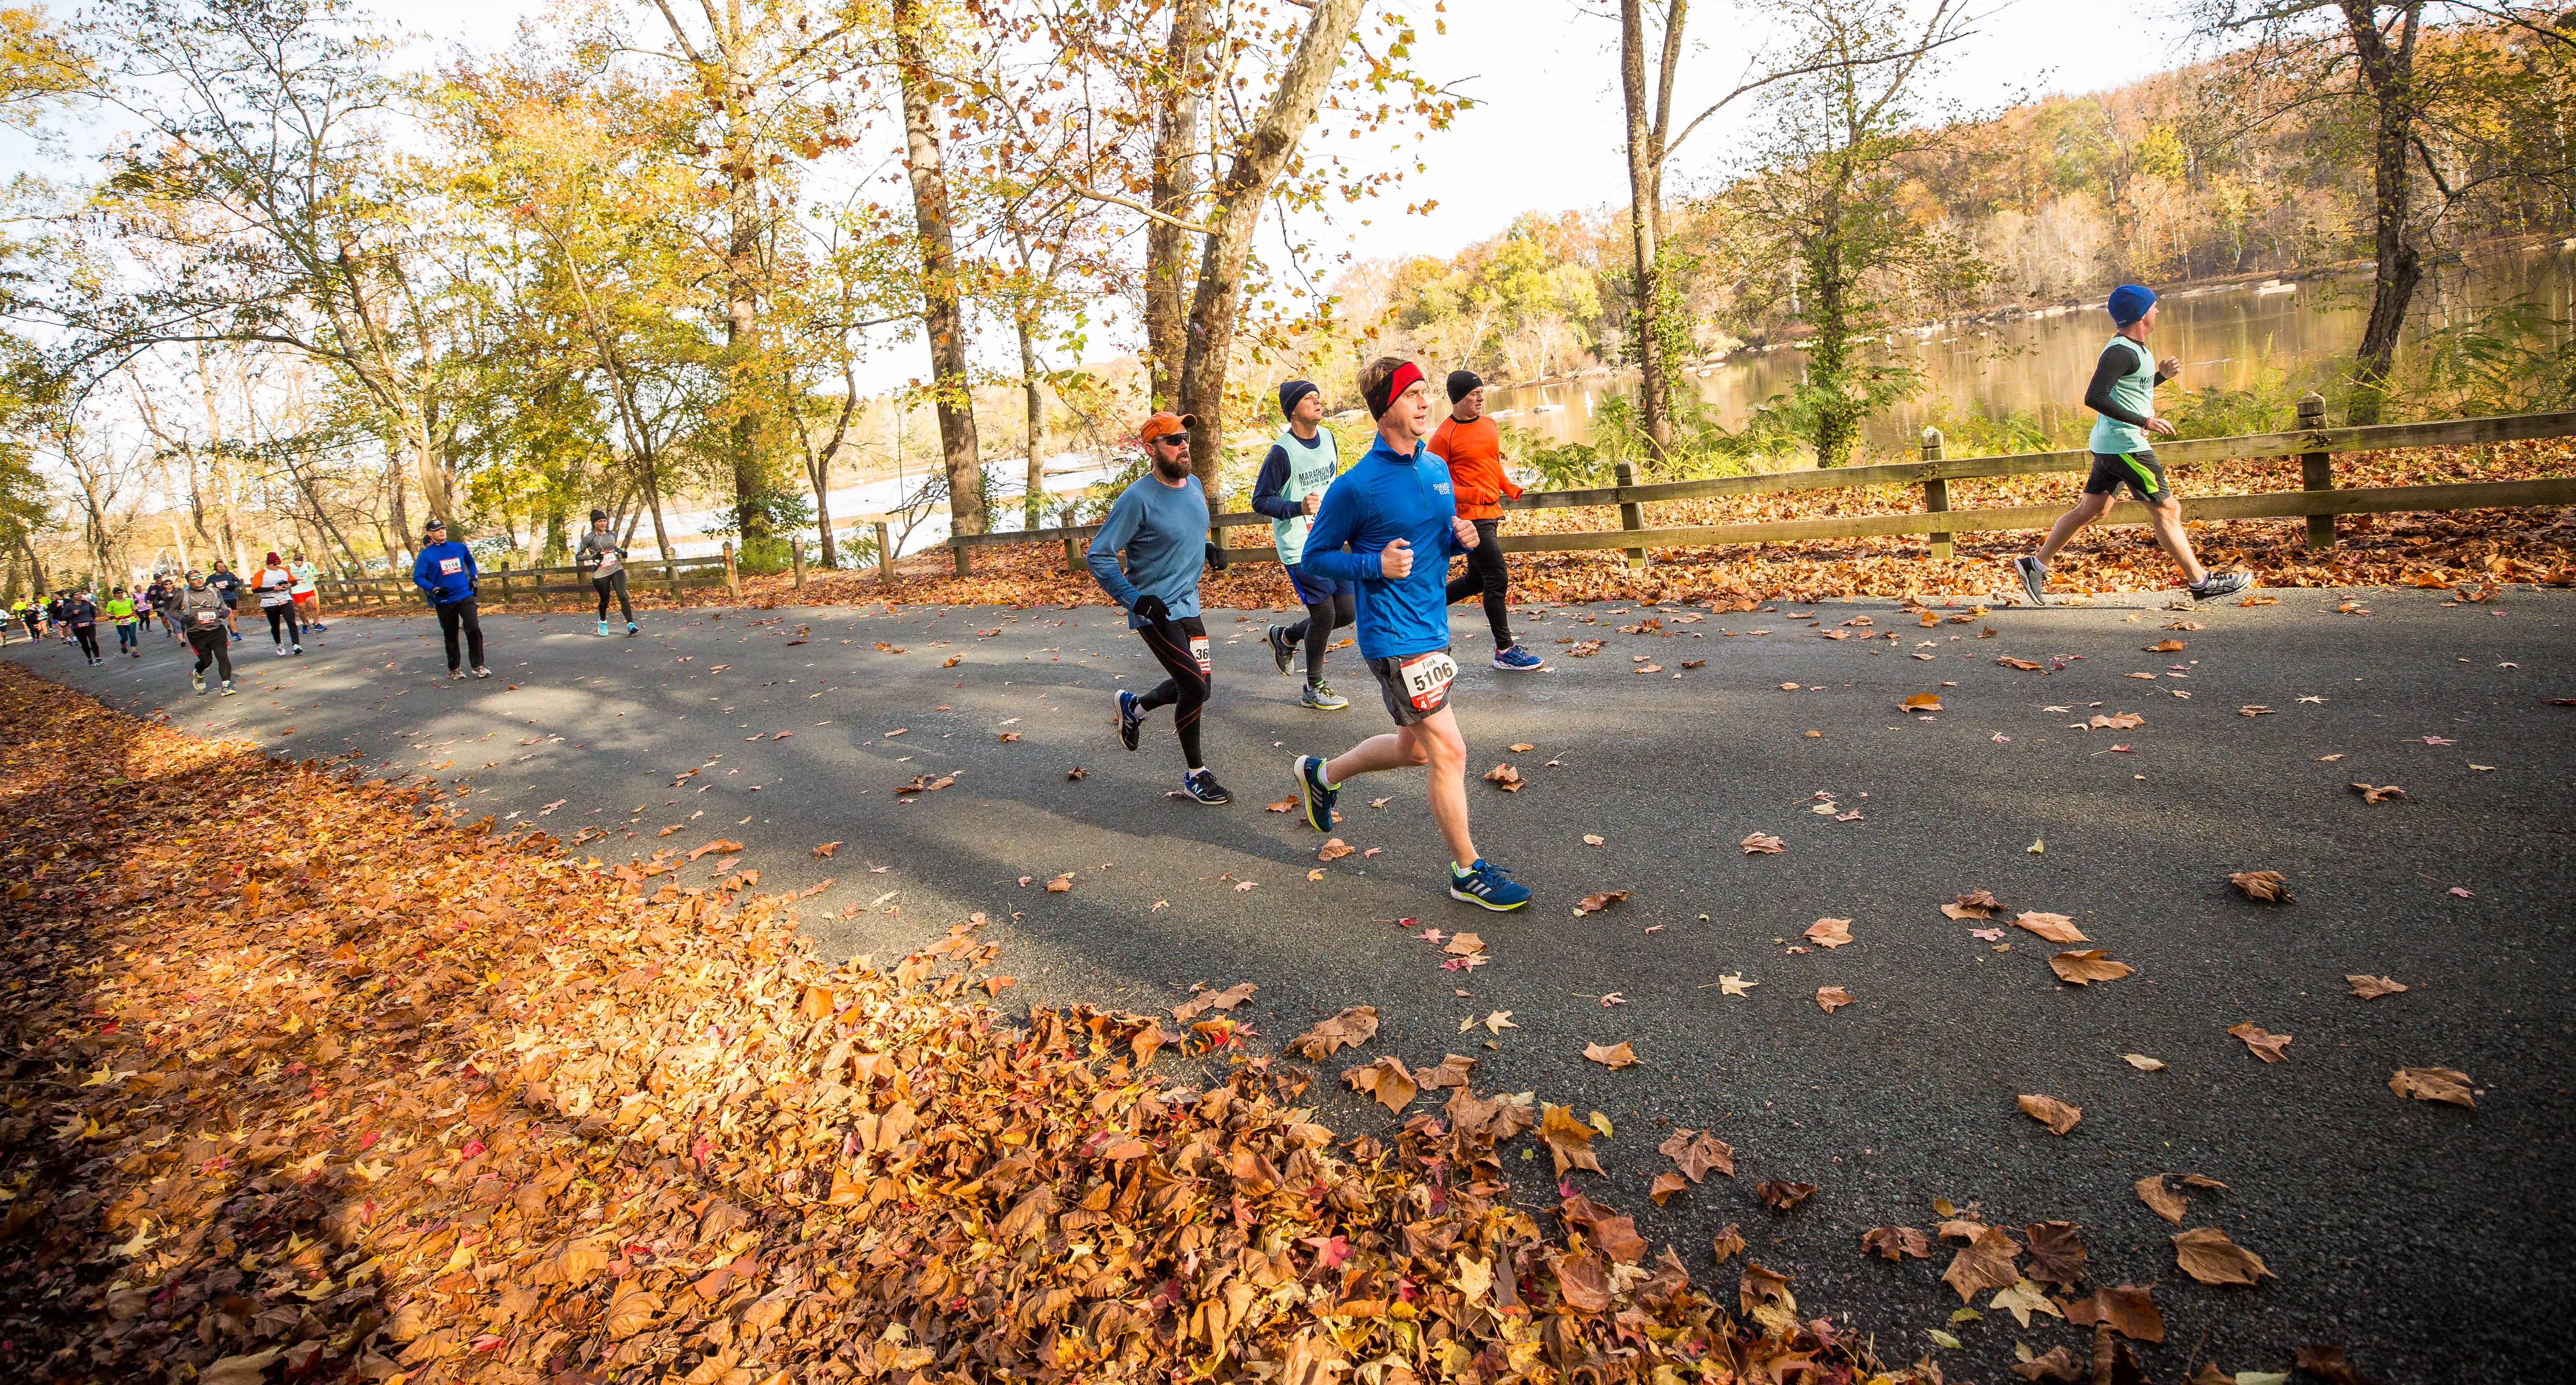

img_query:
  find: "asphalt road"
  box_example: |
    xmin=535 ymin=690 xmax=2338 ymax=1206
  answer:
xmin=15 ymin=582 xmax=2570 ymax=1383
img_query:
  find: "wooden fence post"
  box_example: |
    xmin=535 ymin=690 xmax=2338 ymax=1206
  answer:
xmin=1921 ymin=427 xmax=1953 ymax=560
xmin=662 ymin=557 xmax=682 ymax=603
xmin=876 ymin=522 xmax=894 ymax=588
xmin=1062 ymin=508 xmax=1081 ymax=573
xmin=792 ymin=538 xmax=806 ymax=590
xmin=953 ymin=540 xmax=972 ymax=577
xmin=722 ymin=541 xmax=739 ymax=599
xmin=2297 ymin=392 xmax=2334 ymax=550
xmin=1613 ymin=459 xmax=1648 ymax=569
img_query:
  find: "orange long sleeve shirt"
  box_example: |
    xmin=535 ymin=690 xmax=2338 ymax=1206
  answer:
xmin=1428 ymin=414 xmax=1521 ymax=520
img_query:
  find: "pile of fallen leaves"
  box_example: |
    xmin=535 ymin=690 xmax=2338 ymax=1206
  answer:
xmin=0 ymin=664 xmax=1912 ymax=1385
xmin=763 ymin=437 xmax=2574 ymax=612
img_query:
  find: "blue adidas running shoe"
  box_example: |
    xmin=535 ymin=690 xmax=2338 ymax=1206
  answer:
xmin=1449 ymin=859 xmax=1531 ymax=912
xmin=1293 ymin=755 xmax=1338 ymax=833
xmin=1116 ymin=689 xmax=1144 ymax=752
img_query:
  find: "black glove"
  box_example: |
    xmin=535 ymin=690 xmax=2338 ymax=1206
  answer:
xmin=1132 ymin=594 xmax=1170 ymax=626
xmin=1204 ymin=539 xmax=1228 ymax=571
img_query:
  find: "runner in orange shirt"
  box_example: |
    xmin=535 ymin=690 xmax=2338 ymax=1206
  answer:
xmin=1431 ymin=371 xmax=1542 ymax=671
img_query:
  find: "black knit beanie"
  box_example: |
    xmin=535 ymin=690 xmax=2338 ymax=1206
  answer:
xmin=1446 ymin=370 xmax=1483 ymax=405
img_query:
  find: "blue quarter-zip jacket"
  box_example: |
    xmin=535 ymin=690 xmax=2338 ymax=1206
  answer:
xmin=1296 ymin=433 xmax=1463 ymax=660
xmin=412 ymin=540 xmax=479 ymax=605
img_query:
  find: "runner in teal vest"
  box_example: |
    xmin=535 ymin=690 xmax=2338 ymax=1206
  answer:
xmin=1254 ymin=380 xmax=1355 ymax=709
xmin=2014 ymin=283 xmax=2251 ymax=605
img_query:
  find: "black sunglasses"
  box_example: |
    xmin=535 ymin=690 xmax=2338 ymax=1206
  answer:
xmin=1152 ymin=432 xmax=1189 ymax=447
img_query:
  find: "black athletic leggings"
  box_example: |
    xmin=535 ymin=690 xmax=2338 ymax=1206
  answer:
xmin=1135 ymin=616 xmax=1210 ymax=770
xmin=265 ymin=603 xmax=301 ymax=645
xmin=436 ymin=596 xmax=485 ymax=671
xmin=188 ymin=626 xmax=233 ymax=682
xmin=1285 ymin=591 xmax=1356 ymax=684
xmin=72 ymin=624 xmax=99 ymax=659
xmin=593 ymin=570 xmax=632 ymax=623
xmin=1445 ymin=518 xmax=1513 ymax=648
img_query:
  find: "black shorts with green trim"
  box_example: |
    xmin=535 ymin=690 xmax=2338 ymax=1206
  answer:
xmin=2084 ymin=449 xmax=2170 ymax=502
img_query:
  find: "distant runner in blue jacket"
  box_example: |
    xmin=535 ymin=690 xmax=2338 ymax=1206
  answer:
xmin=411 ymin=518 xmax=489 ymax=679
xmin=1288 ymin=357 xmax=1530 ymax=913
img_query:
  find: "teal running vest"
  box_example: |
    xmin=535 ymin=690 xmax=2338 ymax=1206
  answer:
xmin=2087 ymin=336 xmax=2157 ymax=455
xmin=1268 ymin=425 xmax=1340 ymax=566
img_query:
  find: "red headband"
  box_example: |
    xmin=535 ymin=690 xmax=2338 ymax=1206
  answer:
xmin=1366 ymin=361 xmax=1425 ymax=419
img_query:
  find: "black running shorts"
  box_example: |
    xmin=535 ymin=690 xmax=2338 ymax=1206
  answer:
xmin=2083 ymin=449 xmax=2171 ymax=502
xmin=1367 ymin=647 xmax=1458 ymax=726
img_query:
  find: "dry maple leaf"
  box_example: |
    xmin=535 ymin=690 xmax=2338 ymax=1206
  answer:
xmin=1044 ymin=873 xmax=1074 ymax=892
xmin=1997 ymin=656 xmax=2046 ymax=671
xmin=1573 ymin=890 xmax=1629 ymax=914
xmin=1815 ymin=985 xmax=1856 ymax=1012
xmin=2228 ymin=1021 xmax=2293 ymax=1062
xmin=1568 ymin=640 xmax=1604 ymax=657
xmin=2390 ymin=1066 xmax=2475 ymax=1107
xmin=1900 ymin=692 xmax=1943 ymax=713
xmin=1444 ymin=932 xmax=1486 ymax=956
xmin=2017 ymin=1093 xmax=2082 ymax=1135
xmin=1065 ymin=765 xmax=1089 ymax=780
xmin=1711 ymin=1225 xmax=1747 ymax=1263
xmin=2346 ymin=973 xmax=2408 ymax=999
xmin=2350 ymin=782 xmax=2407 ymax=803
xmin=1740 ymin=832 xmax=1785 ymax=854
xmin=1755 ymin=1179 xmax=1816 ymax=1212
xmin=686 ymin=837 xmax=744 ymax=862
xmin=1582 ymin=1040 xmax=1638 ymax=1070
xmin=2147 ymin=638 xmax=2187 ymax=651
xmin=2172 ymin=1226 xmax=2274 ymax=1286
xmin=2296 ymin=1344 xmax=2376 ymax=1385
xmin=2082 ymin=711 xmax=2145 ymax=730
xmin=2124 ymin=1054 xmax=2168 ymax=1071
xmin=2239 ymin=704 xmax=2277 ymax=717
xmin=2065 ymin=1284 xmax=2166 ymax=1342
xmin=813 ymin=841 xmax=841 ymax=858
xmin=2023 ymin=1221 xmax=2089 ymax=1288
xmin=1509 ymin=742 xmax=1536 ymax=752
xmin=1316 ymin=837 xmax=1354 ymax=862
xmin=1342 ymin=1056 xmax=1419 ymax=1113
xmin=2049 ymin=949 xmax=2132 ymax=984
xmin=1539 ymin=1102 xmax=1604 ymax=1176
xmin=1941 ymin=1226 xmax=2023 ymax=1302
xmin=2012 ymin=910 xmax=2089 ymax=943
xmin=1657 ymin=1128 xmax=1735 ymax=1181
xmin=1941 ymin=888 xmax=2004 ymax=919
xmin=1483 ymin=763 xmax=1524 ymax=792
xmin=1803 ymin=918 xmax=1853 ymax=948
xmin=2228 ymin=869 xmax=2292 ymax=903
xmin=1264 ymin=798 xmax=1296 ymax=812
xmin=1862 ymin=1225 xmax=1931 ymax=1260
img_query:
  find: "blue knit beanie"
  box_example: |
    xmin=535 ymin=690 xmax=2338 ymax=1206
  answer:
xmin=2108 ymin=284 xmax=2157 ymax=326
xmin=1278 ymin=379 xmax=1319 ymax=418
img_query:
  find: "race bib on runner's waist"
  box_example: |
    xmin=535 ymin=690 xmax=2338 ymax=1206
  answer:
xmin=1396 ymin=650 xmax=1457 ymax=711
xmin=1189 ymin=636 xmax=1210 ymax=674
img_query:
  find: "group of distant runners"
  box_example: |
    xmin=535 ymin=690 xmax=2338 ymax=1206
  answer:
xmin=1085 ymin=281 xmax=2249 ymax=913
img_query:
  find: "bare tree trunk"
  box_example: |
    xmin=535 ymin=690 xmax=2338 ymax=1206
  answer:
xmin=2342 ymin=0 xmax=2424 ymax=426
xmin=805 ymin=354 xmax=861 ymax=568
xmin=1618 ymin=0 xmax=1682 ymax=455
xmin=1018 ymin=312 xmax=1047 ymax=529
xmin=892 ymin=0 xmax=985 ymax=537
xmin=1145 ymin=0 xmax=1212 ymax=408
xmin=1176 ymin=0 xmax=1368 ymax=489
xmin=720 ymin=23 xmax=771 ymax=547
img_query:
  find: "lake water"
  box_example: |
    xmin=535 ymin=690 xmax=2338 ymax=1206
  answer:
xmin=1482 ymin=241 xmax=2576 ymax=455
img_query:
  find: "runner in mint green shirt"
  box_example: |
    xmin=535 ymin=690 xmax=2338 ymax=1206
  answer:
xmin=2013 ymin=283 xmax=2250 ymax=606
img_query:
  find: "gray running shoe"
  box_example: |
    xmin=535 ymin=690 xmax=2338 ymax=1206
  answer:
xmin=2190 ymin=570 xmax=2253 ymax=601
xmin=1267 ymin=624 xmax=1295 ymax=676
xmin=2012 ymin=555 xmax=2049 ymax=607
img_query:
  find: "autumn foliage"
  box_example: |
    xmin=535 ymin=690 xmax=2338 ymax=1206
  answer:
xmin=0 ymin=665 xmax=1904 ymax=1384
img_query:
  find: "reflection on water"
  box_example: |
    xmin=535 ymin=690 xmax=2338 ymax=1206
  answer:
xmin=1484 ymin=243 xmax=2576 ymax=454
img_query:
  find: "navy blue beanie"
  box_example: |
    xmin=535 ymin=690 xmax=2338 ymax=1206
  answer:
xmin=1278 ymin=379 xmax=1319 ymax=418
xmin=2108 ymin=284 xmax=2157 ymax=325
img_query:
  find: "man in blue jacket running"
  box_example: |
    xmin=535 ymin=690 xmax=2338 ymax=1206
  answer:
xmin=1288 ymin=357 xmax=1531 ymax=912
xmin=411 ymin=518 xmax=490 ymax=679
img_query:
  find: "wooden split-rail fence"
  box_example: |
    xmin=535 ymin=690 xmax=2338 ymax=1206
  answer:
xmin=942 ymin=396 xmax=2576 ymax=575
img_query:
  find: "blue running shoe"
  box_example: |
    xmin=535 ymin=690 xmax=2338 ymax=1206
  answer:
xmin=1116 ymin=689 xmax=1144 ymax=752
xmin=598 ymin=620 xmax=611 ymax=636
xmin=1492 ymin=644 xmax=1544 ymax=672
xmin=1293 ymin=754 xmax=1338 ymax=833
xmin=1267 ymin=624 xmax=1295 ymax=676
xmin=1449 ymin=859 xmax=1531 ymax=912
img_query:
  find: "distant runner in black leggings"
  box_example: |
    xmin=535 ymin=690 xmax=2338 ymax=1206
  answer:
xmin=1254 ymin=379 xmax=1356 ymax=710
xmin=253 ymin=553 xmax=303 ymax=656
xmin=1088 ymin=409 xmax=1228 ymax=804
xmin=576 ymin=509 xmax=637 ymax=636
xmin=177 ymin=572 xmax=236 ymax=694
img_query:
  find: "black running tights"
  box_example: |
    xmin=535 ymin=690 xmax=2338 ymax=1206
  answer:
xmin=266 ymin=604 xmax=301 ymax=646
xmin=1285 ymin=591 xmax=1356 ymax=684
xmin=1445 ymin=518 xmax=1513 ymax=647
xmin=593 ymin=571 xmax=632 ymax=623
xmin=72 ymin=625 xmax=99 ymax=659
xmin=1135 ymin=616 xmax=1209 ymax=770
xmin=188 ymin=627 xmax=232 ymax=682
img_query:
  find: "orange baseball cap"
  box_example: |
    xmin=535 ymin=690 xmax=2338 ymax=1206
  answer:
xmin=1139 ymin=411 xmax=1197 ymax=445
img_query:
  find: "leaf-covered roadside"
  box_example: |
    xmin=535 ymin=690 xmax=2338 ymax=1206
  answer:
xmin=0 ymin=665 xmax=1906 ymax=1385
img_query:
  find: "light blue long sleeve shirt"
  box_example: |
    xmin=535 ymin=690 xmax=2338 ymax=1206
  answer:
xmin=1085 ymin=472 xmax=1209 ymax=627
